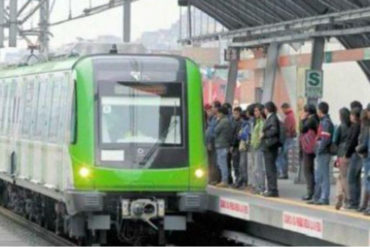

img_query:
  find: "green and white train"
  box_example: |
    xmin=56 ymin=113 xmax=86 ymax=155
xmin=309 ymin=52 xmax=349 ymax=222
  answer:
xmin=0 ymin=54 xmax=208 ymax=244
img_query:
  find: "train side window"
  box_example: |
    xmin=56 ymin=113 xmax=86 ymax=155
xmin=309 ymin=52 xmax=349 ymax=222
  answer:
xmin=2 ymin=83 xmax=10 ymax=135
xmin=48 ymin=76 xmax=63 ymax=142
xmin=29 ymin=79 xmax=40 ymax=138
xmin=35 ymin=79 xmax=49 ymax=139
xmin=57 ymin=76 xmax=70 ymax=142
xmin=7 ymin=80 xmax=17 ymax=136
xmin=43 ymin=79 xmax=54 ymax=141
xmin=70 ymin=80 xmax=77 ymax=144
xmin=22 ymin=79 xmax=34 ymax=137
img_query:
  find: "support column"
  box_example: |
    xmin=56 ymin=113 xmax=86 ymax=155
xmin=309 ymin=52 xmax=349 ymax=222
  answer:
xmin=0 ymin=0 xmax=4 ymax=48
xmin=123 ymin=0 xmax=131 ymax=43
xmin=9 ymin=0 xmax=17 ymax=47
xmin=187 ymin=3 xmax=192 ymax=41
xmin=261 ymin=42 xmax=280 ymax=103
xmin=225 ymin=60 xmax=238 ymax=104
xmin=39 ymin=0 xmax=49 ymax=59
xmin=309 ymin=37 xmax=325 ymax=105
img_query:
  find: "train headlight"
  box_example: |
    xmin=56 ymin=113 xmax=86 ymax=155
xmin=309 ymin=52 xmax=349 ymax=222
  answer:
xmin=157 ymin=199 xmax=165 ymax=217
xmin=195 ymin=168 xmax=205 ymax=178
xmin=79 ymin=167 xmax=91 ymax=178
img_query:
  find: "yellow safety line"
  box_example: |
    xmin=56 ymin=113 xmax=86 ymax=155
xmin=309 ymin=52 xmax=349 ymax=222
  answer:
xmin=208 ymin=185 xmax=370 ymax=221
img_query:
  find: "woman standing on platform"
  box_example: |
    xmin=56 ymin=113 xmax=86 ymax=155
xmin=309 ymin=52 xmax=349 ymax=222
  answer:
xmin=333 ymin=108 xmax=351 ymax=210
xmin=250 ymin=104 xmax=266 ymax=194
xmin=300 ymin=104 xmax=319 ymax=201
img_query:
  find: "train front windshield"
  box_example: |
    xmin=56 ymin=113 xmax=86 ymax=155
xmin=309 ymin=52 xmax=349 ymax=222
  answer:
xmin=94 ymin=56 xmax=188 ymax=169
xmin=100 ymin=83 xmax=183 ymax=146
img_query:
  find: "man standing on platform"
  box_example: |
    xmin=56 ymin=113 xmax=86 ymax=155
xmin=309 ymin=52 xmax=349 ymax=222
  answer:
xmin=309 ymin=102 xmax=334 ymax=205
xmin=277 ymin=103 xmax=297 ymax=179
xmin=206 ymin=101 xmax=221 ymax=185
xmin=214 ymin=106 xmax=233 ymax=188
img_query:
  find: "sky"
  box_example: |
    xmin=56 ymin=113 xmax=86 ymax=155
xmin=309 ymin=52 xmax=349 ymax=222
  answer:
xmin=27 ymin=0 xmax=180 ymax=48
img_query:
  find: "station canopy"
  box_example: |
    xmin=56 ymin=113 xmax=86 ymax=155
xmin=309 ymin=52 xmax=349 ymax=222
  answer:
xmin=179 ymin=0 xmax=370 ymax=79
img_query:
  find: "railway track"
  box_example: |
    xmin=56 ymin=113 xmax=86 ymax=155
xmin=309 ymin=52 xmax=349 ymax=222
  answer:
xmin=0 ymin=206 xmax=75 ymax=246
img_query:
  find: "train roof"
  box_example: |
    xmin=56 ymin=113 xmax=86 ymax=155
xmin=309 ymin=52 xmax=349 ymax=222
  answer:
xmin=0 ymin=54 xmax=194 ymax=80
xmin=0 ymin=58 xmax=79 ymax=79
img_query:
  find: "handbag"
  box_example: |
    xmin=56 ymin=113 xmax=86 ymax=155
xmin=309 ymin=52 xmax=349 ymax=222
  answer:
xmin=300 ymin=129 xmax=316 ymax=154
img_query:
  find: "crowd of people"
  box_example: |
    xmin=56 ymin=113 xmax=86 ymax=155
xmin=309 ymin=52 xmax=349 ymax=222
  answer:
xmin=205 ymin=100 xmax=370 ymax=215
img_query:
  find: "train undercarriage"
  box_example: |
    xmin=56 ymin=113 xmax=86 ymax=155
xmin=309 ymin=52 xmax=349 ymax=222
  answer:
xmin=0 ymin=179 xmax=206 ymax=245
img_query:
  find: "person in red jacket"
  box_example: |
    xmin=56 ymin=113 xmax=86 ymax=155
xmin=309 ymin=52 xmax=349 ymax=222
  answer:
xmin=277 ymin=103 xmax=297 ymax=179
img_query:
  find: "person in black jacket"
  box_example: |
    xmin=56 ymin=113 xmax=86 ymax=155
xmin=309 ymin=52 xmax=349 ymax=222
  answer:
xmin=261 ymin=101 xmax=280 ymax=197
xmin=300 ymin=104 xmax=319 ymax=201
xmin=345 ymin=108 xmax=362 ymax=209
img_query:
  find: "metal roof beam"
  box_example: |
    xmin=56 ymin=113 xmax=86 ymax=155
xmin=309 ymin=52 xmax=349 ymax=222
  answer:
xmin=179 ymin=7 xmax=370 ymax=44
xmin=241 ymin=0 xmax=282 ymax=23
xmin=229 ymin=25 xmax=370 ymax=48
xmin=228 ymin=1 xmax=267 ymax=25
xmin=190 ymin=1 xmax=233 ymax=29
xmin=257 ymin=0 xmax=296 ymax=20
xmin=340 ymin=0 xmax=360 ymax=9
xmin=270 ymin=0 xmax=300 ymax=18
xmin=212 ymin=0 xmax=260 ymax=26
xmin=195 ymin=0 xmax=244 ymax=27
xmin=284 ymin=0 xmax=316 ymax=16
xmin=317 ymin=0 xmax=341 ymax=11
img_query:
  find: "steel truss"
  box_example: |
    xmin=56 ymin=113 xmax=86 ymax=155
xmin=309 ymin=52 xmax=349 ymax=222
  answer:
xmin=0 ymin=0 xmax=135 ymax=59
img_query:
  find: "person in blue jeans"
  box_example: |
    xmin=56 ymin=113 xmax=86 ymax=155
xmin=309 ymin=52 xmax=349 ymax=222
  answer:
xmin=214 ymin=106 xmax=233 ymax=187
xmin=234 ymin=111 xmax=250 ymax=189
xmin=206 ymin=101 xmax=222 ymax=185
xmin=309 ymin=102 xmax=334 ymax=205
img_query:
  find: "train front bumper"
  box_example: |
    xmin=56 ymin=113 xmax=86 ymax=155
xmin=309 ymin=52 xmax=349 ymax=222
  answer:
xmin=64 ymin=190 xmax=208 ymax=215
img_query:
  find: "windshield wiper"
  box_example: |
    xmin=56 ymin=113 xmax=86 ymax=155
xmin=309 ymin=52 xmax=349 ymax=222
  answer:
xmin=138 ymin=118 xmax=179 ymax=167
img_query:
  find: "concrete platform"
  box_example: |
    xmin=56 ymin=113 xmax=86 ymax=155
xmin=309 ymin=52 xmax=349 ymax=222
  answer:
xmin=207 ymin=179 xmax=370 ymax=246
